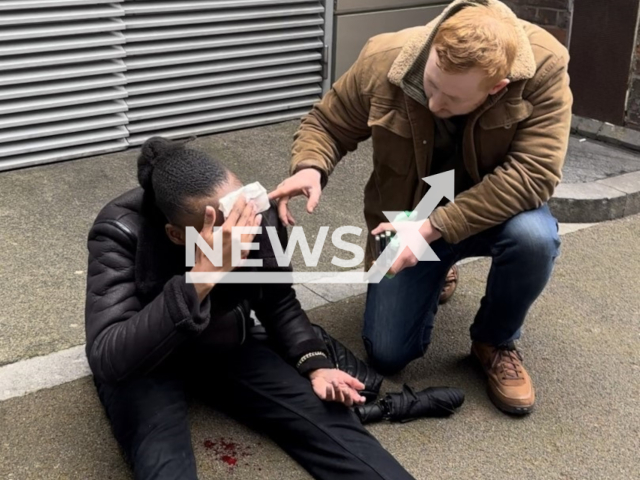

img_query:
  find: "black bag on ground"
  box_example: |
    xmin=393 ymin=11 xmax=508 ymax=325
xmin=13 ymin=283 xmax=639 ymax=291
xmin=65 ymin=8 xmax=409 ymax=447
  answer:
xmin=311 ymin=324 xmax=384 ymax=403
xmin=354 ymin=384 xmax=465 ymax=424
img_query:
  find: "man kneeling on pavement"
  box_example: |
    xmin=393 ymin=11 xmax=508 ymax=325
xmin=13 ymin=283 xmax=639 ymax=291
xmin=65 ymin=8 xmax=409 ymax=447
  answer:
xmin=270 ymin=0 xmax=572 ymax=415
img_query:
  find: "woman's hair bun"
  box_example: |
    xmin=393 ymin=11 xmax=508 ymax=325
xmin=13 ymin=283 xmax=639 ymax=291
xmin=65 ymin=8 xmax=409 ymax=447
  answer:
xmin=137 ymin=136 xmax=176 ymax=192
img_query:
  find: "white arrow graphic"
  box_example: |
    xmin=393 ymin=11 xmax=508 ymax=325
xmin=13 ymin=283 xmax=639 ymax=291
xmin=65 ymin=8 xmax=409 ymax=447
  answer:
xmin=364 ymin=170 xmax=455 ymax=283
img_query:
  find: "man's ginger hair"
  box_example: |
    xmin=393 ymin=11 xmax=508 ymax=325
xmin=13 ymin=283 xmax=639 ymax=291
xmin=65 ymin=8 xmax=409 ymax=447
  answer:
xmin=432 ymin=5 xmax=519 ymax=87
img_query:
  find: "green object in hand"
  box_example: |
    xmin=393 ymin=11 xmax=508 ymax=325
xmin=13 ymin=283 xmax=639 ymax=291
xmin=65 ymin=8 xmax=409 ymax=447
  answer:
xmin=384 ymin=210 xmax=417 ymax=279
xmin=388 ymin=210 xmax=417 ymax=250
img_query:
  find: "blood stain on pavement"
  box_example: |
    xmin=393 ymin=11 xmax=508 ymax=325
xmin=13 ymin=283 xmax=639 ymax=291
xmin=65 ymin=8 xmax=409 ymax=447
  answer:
xmin=203 ymin=437 xmax=254 ymax=471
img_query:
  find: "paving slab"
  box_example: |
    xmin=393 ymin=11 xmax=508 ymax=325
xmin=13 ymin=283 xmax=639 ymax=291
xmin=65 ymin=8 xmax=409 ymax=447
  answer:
xmin=2 ymin=214 xmax=639 ymax=480
xmin=562 ymin=136 xmax=640 ymax=184
xmin=292 ymin=284 xmax=329 ymax=311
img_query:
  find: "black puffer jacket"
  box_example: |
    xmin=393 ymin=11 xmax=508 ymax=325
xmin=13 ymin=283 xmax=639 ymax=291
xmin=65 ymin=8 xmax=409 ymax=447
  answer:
xmin=84 ymin=187 xmax=333 ymax=384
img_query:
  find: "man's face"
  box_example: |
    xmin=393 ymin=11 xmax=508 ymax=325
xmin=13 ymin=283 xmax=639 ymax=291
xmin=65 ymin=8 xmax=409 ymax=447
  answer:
xmin=423 ymin=46 xmax=508 ymax=118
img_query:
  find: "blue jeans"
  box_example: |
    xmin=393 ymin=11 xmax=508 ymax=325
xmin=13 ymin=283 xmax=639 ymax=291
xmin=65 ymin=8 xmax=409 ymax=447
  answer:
xmin=363 ymin=204 xmax=561 ymax=375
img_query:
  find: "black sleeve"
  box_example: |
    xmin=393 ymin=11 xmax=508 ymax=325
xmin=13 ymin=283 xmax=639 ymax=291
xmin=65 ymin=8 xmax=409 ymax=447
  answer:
xmin=251 ymin=208 xmax=334 ymax=376
xmin=253 ymin=283 xmax=334 ymax=376
xmin=84 ymin=221 xmax=211 ymax=384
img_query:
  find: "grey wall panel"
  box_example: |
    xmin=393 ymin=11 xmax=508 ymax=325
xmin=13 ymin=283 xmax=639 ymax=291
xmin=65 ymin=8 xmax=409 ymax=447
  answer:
xmin=128 ymin=86 xmax=321 ymax=122
xmin=127 ymin=96 xmax=318 ymax=133
xmin=0 ymin=1 xmax=121 ymax=10
xmin=0 ymin=0 xmax=328 ymax=170
xmin=124 ymin=27 xmax=323 ymax=56
xmin=0 ymin=74 xmax=127 ymax=101
xmin=0 ymin=113 xmax=129 ymax=143
xmin=125 ymin=52 xmax=322 ymax=83
xmin=123 ymin=0 xmax=318 ymax=15
xmin=127 ymin=109 xmax=309 ymax=146
xmin=128 ymin=73 xmax=322 ymax=108
xmin=0 ymin=46 xmax=126 ymax=71
xmin=125 ymin=40 xmax=323 ymax=70
xmin=0 ymin=98 xmax=128 ymax=125
xmin=333 ymin=5 xmax=446 ymax=81
xmin=0 ymin=140 xmax=127 ymax=172
xmin=126 ymin=62 xmax=320 ymax=95
xmin=0 ymin=60 xmax=126 ymax=86
xmin=121 ymin=0 xmax=327 ymax=145
xmin=125 ymin=16 xmax=323 ymax=43
xmin=0 ymin=126 xmax=129 ymax=158
xmin=123 ymin=6 xmax=323 ymax=29
xmin=0 ymin=5 xmax=124 ymax=25
xmin=336 ymin=0 xmax=448 ymax=14
xmin=0 ymin=19 xmax=125 ymax=42
xmin=0 ymin=2 xmax=130 ymax=169
xmin=0 ymin=32 xmax=125 ymax=56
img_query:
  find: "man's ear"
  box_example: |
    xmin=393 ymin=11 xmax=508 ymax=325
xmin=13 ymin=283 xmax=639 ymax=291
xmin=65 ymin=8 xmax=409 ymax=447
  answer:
xmin=165 ymin=224 xmax=186 ymax=246
xmin=489 ymin=78 xmax=510 ymax=96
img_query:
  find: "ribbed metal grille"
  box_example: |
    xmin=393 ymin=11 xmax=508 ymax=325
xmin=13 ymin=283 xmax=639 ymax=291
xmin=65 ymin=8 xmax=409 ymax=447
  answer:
xmin=0 ymin=0 xmax=327 ymax=169
xmin=121 ymin=0 xmax=325 ymax=145
xmin=0 ymin=1 xmax=128 ymax=170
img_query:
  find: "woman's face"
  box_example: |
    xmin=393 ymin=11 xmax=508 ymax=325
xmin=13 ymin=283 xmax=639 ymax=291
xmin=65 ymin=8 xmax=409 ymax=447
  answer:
xmin=165 ymin=173 xmax=243 ymax=245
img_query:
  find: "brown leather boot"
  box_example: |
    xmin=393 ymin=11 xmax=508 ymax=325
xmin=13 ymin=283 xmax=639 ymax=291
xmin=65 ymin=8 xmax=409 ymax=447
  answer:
xmin=439 ymin=265 xmax=459 ymax=304
xmin=471 ymin=341 xmax=535 ymax=415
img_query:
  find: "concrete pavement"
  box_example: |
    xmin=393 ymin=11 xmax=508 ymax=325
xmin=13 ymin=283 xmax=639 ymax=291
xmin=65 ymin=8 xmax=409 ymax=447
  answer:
xmin=2 ymin=213 xmax=639 ymax=479
xmin=549 ymin=135 xmax=640 ymax=223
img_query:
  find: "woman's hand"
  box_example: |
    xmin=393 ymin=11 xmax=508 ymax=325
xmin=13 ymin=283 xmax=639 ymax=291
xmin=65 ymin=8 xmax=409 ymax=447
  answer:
xmin=309 ymin=369 xmax=367 ymax=407
xmin=191 ymin=196 xmax=262 ymax=301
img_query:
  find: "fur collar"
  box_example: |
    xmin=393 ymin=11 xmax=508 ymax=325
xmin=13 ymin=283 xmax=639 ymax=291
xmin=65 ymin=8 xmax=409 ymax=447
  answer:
xmin=388 ymin=0 xmax=537 ymax=106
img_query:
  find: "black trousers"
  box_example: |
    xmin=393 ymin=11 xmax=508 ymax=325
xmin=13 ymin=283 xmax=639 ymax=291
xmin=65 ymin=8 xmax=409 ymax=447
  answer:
xmin=94 ymin=337 xmax=415 ymax=480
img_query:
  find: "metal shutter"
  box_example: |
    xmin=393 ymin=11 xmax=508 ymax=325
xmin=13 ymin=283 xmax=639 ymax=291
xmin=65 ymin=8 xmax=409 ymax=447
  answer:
xmin=0 ymin=1 xmax=129 ymax=171
xmin=0 ymin=1 xmax=330 ymax=169
xmin=122 ymin=0 xmax=327 ymax=146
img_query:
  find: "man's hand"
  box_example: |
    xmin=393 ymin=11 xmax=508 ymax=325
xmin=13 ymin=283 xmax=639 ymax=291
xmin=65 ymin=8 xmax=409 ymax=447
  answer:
xmin=309 ymin=368 xmax=366 ymax=407
xmin=372 ymin=219 xmax=442 ymax=276
xmin=268 ymin=168 xmax=323 ymax=226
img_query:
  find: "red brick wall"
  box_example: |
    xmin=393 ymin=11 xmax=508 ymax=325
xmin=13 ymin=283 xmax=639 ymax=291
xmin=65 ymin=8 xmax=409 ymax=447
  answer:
xmin=503 ymin=0 xmax=573 ymax=46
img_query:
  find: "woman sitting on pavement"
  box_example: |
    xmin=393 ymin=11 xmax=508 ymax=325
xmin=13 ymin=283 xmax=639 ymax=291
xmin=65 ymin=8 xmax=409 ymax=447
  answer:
xmin=83 ymin=136 xmax=416 ymax=480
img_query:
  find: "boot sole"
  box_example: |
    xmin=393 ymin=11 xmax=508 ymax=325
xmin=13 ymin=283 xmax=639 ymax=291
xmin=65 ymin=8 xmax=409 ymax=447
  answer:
xmin=487 ymin=387 xmax=534 ymax=416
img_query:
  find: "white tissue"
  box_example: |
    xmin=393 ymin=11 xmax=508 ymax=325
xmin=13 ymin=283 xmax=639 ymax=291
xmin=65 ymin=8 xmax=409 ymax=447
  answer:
xmin=218 ymin=181 xmax=271 ymax=219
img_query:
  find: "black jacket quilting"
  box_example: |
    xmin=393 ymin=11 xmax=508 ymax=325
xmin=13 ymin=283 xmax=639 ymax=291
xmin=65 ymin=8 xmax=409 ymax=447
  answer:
xmin=84 ymin=187 xmax=332 ymax=384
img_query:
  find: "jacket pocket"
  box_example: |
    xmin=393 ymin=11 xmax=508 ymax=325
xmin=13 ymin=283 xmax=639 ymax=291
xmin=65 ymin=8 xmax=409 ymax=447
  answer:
xmin=368 ymin=103 xmax=414 ymax=175
xmin=368 ymin=103 xmax=413 ymax=138
xmin=478 ymin=100 xmax=533 ymax=130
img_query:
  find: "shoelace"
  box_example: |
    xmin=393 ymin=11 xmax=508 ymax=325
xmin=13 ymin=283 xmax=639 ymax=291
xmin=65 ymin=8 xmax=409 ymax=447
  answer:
xmin=491 ymin=347 xmax=524 ymax=381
